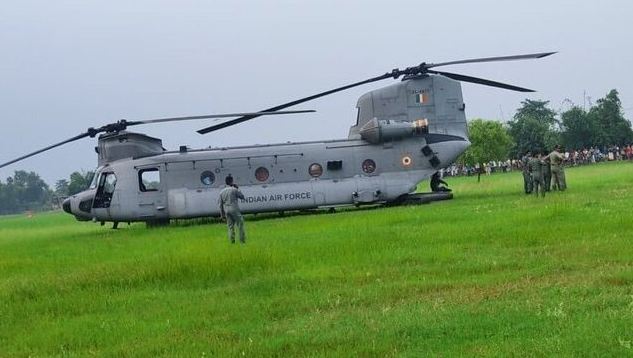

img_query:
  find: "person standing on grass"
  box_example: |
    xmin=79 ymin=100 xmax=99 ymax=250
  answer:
xmin=218 ymin=175 xmax=246 ymax=244
xmin=542 ymin=152 xmax=552 ymax=192
xmin=521 ymin=150 xmax=533 ymax=194
xmin=546 ymin=145 xmax=567 ymax=191
xmin=529 ymin=152 xmax=546 ymax=198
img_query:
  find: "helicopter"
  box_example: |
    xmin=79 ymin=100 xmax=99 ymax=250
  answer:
xmin=0 ymin=52 xmax=554 ymax=228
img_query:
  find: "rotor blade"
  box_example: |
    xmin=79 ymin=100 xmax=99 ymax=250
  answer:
xmin=197 ymin=73 xmax=395 ymax=134
xmin=0 ymin=132 xmax=91 ymax=169
xmin=428 ymin=70 xmax=535 ymax=92
xmin=126 ymin=110 xmax=316 ymax=126
xmin=427 ymin=52 xmax=556 ymax=69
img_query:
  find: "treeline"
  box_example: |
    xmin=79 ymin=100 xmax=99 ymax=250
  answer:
xmin=0 ymin=170 xmax=93 ymax=215
xmin=462 ymin=89 xmax=632 ymax=166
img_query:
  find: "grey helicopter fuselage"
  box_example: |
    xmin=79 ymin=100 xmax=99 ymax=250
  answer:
xmin=63 ymin=75 xmax=470 ymax=223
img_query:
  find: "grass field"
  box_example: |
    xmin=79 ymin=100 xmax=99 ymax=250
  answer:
xmin=1 ymin=162 xmax=633 ymax=356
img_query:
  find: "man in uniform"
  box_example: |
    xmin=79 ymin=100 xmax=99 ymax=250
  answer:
xmin=218 ymin=175 xmax=246 ymax=244
xmin=430 ymin=171 xmax=451 ymax=192
xmin=521 ymin=150 xmax=533 ymax=194
xmin=542 ymin=152 xmax=552 ymax=192
xmin=528 ymin=152 xmax=546 ymax=198
xmin=546 ymin=145 xmax=567 ymax=191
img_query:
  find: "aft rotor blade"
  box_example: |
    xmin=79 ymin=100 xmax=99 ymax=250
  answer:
xmin=0 ymin=132 xmax=90 ymax=169
xmin=428 ymin=70 xmax=535 ymax=92
xmin=196 ymin=73 xmax=395 ymax=134
xmin=126 ymin=110 xmax=316 ymax=126
xmin=427 ymin=52 xmax=556 ymax=69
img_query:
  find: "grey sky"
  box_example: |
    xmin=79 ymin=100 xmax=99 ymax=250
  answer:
xmin=1 ymin=0 xmax=631 ymax=185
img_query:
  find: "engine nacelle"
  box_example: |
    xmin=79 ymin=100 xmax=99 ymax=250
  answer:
xmin=359 ymin=118 xmax=428 ymax=144
xmin=96 ymin=131 xmax=164 ymax=165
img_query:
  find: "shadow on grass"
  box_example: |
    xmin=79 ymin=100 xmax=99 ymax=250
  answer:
xmin=168 ymin=197 xmax=463 ymax=228
xmin=169 ymin=204 xmax=391 ymax=227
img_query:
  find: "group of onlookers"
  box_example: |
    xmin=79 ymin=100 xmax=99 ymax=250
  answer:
xmin=441 ymin=144 xmax=633 ymax=178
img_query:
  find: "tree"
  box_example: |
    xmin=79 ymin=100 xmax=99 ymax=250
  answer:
xmin=507 ymin=99 xmax=558 ymax=155
xmin=590 ymin=89 xmax=633 ymax=146
xmin=0 ymin=171 xmax=51 ymax=214
xmin=55 ymin=179 xmax=69 ymax=197
xmin=0 ymin=181 xmax=16 ymax=215
xmin=68 ymin=171 xmax=95 ymax=195
xmin=560 ymin=106 xmax=598 ymax=150
xmin=460 ymin=119 xmax=513 ymax=179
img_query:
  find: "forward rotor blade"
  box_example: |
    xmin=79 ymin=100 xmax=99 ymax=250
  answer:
xmin=126 ymin=110 xmax=316 ymax=126
xmin=428 ymin=70 xmax=535 ymax=92
xmin=197 ymin=73 xmax=395 ymax=134
xmin=427 ymin=52 xmax=556 ymax=69
xmin=0 ymin=132 xmax=91 ymax=169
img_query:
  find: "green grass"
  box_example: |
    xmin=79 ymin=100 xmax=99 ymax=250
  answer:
xmin=1 ymin=162 xmax=633 ymax=356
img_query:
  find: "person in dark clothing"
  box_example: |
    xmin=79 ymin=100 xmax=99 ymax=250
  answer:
xmin=528 ymin=152 xmax=546 ymax=198
xmin=542 ymin=151 xmax=552 ymax=192
xmin=430 ymin=171 xmax=452 ymax=192
xmin=521 ymin=150 xmax=533 ymax=194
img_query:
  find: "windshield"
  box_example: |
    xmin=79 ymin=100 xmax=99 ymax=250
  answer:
xmin=89 ymin=166 xmax=103 ymax=189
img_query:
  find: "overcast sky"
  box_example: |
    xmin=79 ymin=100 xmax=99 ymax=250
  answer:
xmin=1 ymin=0 xmax=631 ymax=185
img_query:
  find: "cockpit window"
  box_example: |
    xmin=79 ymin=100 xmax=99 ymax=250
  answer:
xmin=93 ymin=172 xmax=117 ymax=209
xmin=89 ymin=167 xmax=103 ymax=189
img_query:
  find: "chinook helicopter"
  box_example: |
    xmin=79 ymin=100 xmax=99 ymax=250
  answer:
xmin=1 ymin=52 xmax=554 ymax=228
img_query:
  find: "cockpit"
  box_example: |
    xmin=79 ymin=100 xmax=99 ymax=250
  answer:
xmin=62 ymin=165 xmax=117 ymax=220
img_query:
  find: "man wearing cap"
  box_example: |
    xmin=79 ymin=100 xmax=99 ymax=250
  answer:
xmin=218 ymin=175 xmax=246 ymax=244
xmin=528 ymin=152 xmax=546 ymax=198
xmin=546 ymin=145 xmax=567 ymax=191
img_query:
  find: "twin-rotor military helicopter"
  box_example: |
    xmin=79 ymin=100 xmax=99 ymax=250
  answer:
xmin=1 ymin=52 xmax=554 ymax=228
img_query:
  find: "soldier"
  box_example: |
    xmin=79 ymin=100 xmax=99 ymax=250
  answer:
xmin=218 ymin=175 xmax=246 ymax=244
xmin=528 ymin=152 xmax=546 ymax=198
xmin=542 ymin=152 xmax=552 ymax=192
xmin=546 ymin=145 xmax=567 ymax=191
xmin=521 ymin=151 xmax=533 ymax=194
xmin=430 ymin=171 xmax=451 ymax=192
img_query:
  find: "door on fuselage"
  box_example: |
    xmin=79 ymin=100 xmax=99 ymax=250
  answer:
xmin=136 ymin=166 xmax=168 ymax=220
xmin=92 ymin=171 xmax=118 ymax=220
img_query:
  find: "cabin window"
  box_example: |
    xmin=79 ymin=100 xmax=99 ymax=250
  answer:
xmin=200 ymin=171 xmax=215 ymax=186
xmin=255 ymin=167 xmax=269 ymax=182
xmin=309 ymin=163 xmax=323 ymax=177
xmin=139 ymin=168 xmax=160 ymax=192
xmin=327 ymin=160 xmax=343 ymax=170
xmin=362 ymin=159 xmax=376 ymax=174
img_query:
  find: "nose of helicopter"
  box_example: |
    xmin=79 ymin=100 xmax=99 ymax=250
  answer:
xmin=62 ymin=197 xmax=72 ymax=214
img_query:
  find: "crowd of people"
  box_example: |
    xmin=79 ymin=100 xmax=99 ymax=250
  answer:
xmin=441 ymin=144 xmax=633 ymax=178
